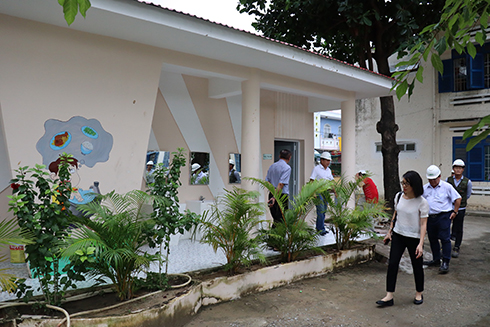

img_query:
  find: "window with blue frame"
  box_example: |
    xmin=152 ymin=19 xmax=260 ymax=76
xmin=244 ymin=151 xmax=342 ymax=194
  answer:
xmin=439 ymin=43 xmax=490 ymax=93
xmin=453 ymin=136 xmax=490 ymax=181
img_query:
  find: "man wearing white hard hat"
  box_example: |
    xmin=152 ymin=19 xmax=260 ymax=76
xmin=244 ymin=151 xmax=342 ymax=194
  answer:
xmin=446 ymin=159 xmax=472 ymax=258
xmin=309 ymin=151 xmax=334 ymax=235
xmin=266 ymin=149 xmax=292 ymax=226
xmin=191 ymin=163 xmax=208 ymax=185
xmin=145 ymin=160 xmax=155 ymax=185
xmin=422 ymin=165 xmax=461 ymax=274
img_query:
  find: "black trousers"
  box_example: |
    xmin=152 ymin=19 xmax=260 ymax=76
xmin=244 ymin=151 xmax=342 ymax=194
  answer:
xmin=386 ymin=232 xmax=424 ymax=293
xmin=268 ymin=192 xmax=288 ymax=226
xmin=451 ymin=209 xmax=466 ymax=248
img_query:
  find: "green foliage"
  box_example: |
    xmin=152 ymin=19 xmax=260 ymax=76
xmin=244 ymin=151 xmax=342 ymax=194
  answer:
xmin=58 ymin=0 xmax=91 ymax=25
xmin=393 ymin=0 xmax=490 ymax=150
xmin=134 ymin=271 xmax=168 ymax=292
xmin=145 ymin=148 xmax=200 ymax=285
xmin=195 ymin=188 xmax=267 ymax=273
xmin=63 ymin=190 xmax=159 ymax=301
xmin=0 ymin=218 xmax=34 ymax=293
xmin=8 ymin=153 xmax=87 ymax=306
xmin=249 ymin=178 xmax=332 ymax=263
xmin=321 ymin=176 xmax=390 ymax=250
xmin=238 ymin=0 xmax=445 ymax=73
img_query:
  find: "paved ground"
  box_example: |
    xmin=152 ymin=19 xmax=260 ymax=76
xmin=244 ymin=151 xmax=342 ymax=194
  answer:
xmin=183 ymin=214 xmax=490 ymax=327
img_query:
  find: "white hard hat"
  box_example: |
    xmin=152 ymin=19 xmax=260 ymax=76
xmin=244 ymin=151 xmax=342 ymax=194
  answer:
xmin=452 ymin=159 xmax=465 ymax=167
xmin=229 ymin=159 xmax=235 ymax=165
xmin=146 ymin=161 xmax=154 ymax=165
xmin=320 ymin=152 xmax=332 ymax=160
xmin=358 ymin=170 xmax=367 ymax=175
xmin=426 ymin=165 xmax=441 ymax=179
xmin=191 ymin=163 xmax=201 ymax=172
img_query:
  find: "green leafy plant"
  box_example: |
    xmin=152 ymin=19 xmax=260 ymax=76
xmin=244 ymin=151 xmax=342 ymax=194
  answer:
xmin=249 ymin=178 xmax=332 ymax=263
xmin=0 ymin=218 xmax=34 ymax=293
xmin=145 ymin=148 xmax=200 ymax=288
xmin=194 ymin=188 xmax=267 ymax=274
xmin=321 ymin=176 xmax=390 ymax=250
xmin=8 ymin=154 xmax=87 ymax=306
xmin=58 ymin=0 xmax=91 ymax=26
xmin=63 ymin=190 xmax=160 ymax=301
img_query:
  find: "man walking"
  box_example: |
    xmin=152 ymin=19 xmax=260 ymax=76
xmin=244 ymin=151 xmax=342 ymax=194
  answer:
xmin=423 ymin=165 xmax=461 ymax=274
xmin=446 ymin=159 xmax=472 ymax=258
xmin=310 ymin=152 xmax=334 ymax=235
xmin=265 ymin=149 xmax=292 ymax=226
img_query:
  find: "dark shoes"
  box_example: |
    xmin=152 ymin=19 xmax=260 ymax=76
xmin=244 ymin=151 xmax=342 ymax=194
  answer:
xmin=423 ymin=259 xmax=440 ymax=267
xmin=318 ymin=230 xmax=328 ymax=236
xmin=439 ymin=261 xmax=449 ymax=274
xmin=376 ymin=298 xmax=394 ymax=307
xmin=413 ymin=295 xmax=424 ymax=305
xmin=452 ymin=247 xmax=460 ymax=258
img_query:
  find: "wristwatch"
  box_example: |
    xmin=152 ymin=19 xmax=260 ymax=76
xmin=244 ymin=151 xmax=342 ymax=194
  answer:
xmin=452 ymin=210 xmax=458 ymax=214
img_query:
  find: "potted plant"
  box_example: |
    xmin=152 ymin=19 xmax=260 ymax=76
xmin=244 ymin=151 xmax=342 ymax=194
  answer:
xmin=194 ymin=188 xmax=267 ymax=274
xmin=8 ymin=154 xmax=88 ymax=306
xmin=62 ymin=190 xmax=161 ymax=300
xmin=248 ymin=178 xmax=333 ymax=262
xmin=320 ymin=175 xmax=389 ymax=250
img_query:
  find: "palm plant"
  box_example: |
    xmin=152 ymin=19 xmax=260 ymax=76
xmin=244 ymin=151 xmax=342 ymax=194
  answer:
xmin=195 ymin=188 xmax=266 ymax=274
xmin=248 ymin=178 xmax=333 ymax=263
xmin=320 ymin=176 xmax=389 ymax=250
xmin=62 ymin=190 xmax=160 ymax=300
xmin=0 ymin=218 xmax=33 ymax=293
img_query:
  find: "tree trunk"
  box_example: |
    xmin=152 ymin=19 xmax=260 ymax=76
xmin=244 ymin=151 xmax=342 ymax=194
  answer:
xmin=376 ymin=96 xmax=400 ymax=212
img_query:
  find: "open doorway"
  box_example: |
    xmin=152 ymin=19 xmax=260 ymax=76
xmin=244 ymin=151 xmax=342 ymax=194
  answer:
xmin=274 ymin=140 xmax=299 ymax=199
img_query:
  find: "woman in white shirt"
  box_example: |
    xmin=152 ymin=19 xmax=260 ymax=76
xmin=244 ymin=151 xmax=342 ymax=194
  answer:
xmin=376 ymin=170 xmax=429 ymax=307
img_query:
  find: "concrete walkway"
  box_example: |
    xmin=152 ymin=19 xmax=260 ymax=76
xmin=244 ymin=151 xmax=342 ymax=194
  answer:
xmin=183 ymin=214 xmax=490 ymax=327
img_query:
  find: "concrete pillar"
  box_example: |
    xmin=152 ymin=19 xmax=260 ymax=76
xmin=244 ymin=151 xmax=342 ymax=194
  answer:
xmin=341 ymin=97 xmax=356 ymax=207
xmin=241 ymin=70 xmax=261 ymax=191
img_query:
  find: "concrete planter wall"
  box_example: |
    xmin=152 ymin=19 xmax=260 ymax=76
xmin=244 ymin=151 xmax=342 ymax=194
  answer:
xmin=15 ymin=244 xmax=374 ymax=327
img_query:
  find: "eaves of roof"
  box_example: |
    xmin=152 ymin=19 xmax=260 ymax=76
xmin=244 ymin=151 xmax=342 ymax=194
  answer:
xmin=0 ymin=0 xmax=393 ymax=99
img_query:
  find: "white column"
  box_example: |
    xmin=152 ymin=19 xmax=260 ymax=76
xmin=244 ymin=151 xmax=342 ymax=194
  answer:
xmin=341 ymin=97 xmax=356 ymax=207
xmin=241 ymin=70 xmax=261 ymax=191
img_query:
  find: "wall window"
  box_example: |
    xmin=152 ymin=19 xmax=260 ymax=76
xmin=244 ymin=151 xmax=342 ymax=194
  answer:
xmin=453 ymin=136 xmax=490 ymax=181
xmin=323 ymin=124 xmax=331 ymax=136
xmin=375 ymin=142 xmax=416 ymax=153
xmin=439 ymin=44 xmax=489 ymax=93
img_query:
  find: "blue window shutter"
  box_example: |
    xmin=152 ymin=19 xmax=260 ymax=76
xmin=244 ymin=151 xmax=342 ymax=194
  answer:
xmin=468 ymin=145 xmax=484 ymax=181
xmin=468 ymin=53 xmax=485 ymax=89
xmin=439 ymin=59 xmax=453 ymax=93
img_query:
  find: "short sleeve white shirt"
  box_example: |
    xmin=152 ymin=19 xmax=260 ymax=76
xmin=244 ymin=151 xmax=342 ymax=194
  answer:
xmin=423 ymin=180 xmax=461 ymax=214
xmin=393 ymin=195 xmax=429 ymax=239
xmin=310 ymin=164 xmax=334 ymax=181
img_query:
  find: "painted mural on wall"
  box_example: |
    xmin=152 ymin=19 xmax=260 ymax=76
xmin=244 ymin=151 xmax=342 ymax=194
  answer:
xmin=36 ymin=116 xmax=113 ymax=206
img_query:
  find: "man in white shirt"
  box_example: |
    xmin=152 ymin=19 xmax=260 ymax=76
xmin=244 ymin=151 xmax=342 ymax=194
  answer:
xmin=310 ymin=152 xmax=334 ymax=235
xmin=422 ymin=165 xmax=461 ymax=274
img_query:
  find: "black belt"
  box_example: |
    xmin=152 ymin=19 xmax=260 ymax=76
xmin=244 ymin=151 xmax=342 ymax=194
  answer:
xmin=428 ymin=211 xmax=451 ymax=218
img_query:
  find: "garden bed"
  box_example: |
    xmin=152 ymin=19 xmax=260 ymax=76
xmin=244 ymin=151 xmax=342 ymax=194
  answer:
xmin=1 ymin=242 xmax=374 ymax=327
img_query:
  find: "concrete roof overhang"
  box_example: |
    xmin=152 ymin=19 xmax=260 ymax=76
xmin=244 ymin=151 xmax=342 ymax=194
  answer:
xmin=0 ymin=0 xmax=394 ymax=109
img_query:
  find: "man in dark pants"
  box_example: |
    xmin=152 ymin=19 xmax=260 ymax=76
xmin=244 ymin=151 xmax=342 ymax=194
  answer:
xmin=265 ymin=149 xmax=292 ymax=226
xmin=422 ymin=165 xmax=461 ymax=274
xmin=446 ymin=159 xmax=472 ymax=258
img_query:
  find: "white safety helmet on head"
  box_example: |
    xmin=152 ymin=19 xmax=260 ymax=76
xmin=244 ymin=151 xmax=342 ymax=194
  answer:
xmin=426 ymin=165 xmax=441 ymax=179
xmin=191 ymin=163 xmax=201 ymax=172
xmin=229 ymin=159 xmax=235 ymax=165
xmin=320 ymin=152 xmax=332 ymax=160
xmin=146 ymin=161 xmax=154 ymax=166
xmin=452 ymin=159 xmax=465 ymax=167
